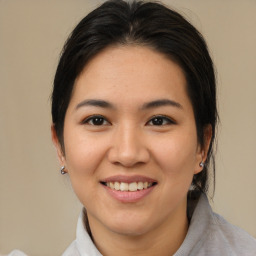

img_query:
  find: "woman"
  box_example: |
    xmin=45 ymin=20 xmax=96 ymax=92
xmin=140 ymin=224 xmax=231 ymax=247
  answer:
xmin=51 ymin=0 xmax=256 ymax=255
xmin=6 ymin=0 xmax=256 ymax=255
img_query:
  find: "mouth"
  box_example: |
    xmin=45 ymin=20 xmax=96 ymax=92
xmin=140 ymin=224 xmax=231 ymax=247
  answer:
xmin=100 ymin=181 xmax=157 ymax=192
xmin=100 ymin=175 xmax=157 ymax=203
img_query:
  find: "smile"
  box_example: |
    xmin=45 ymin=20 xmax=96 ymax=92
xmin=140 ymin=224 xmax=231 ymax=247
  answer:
xmin=100 ymin=175 xmax=157 ymax=202
xmin=103 ymin=181 xmax=154 ymax=192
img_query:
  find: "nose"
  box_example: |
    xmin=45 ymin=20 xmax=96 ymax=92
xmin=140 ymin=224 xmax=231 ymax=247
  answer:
xmin=107 ymin=125 xmax=150 ymax=167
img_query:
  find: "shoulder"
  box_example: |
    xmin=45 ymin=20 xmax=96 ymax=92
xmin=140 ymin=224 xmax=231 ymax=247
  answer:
xmin=208 ymin=212 xmax=256 ymax=255
xmin=177 ymin=193 xmax=256 ymax=256
xmin=194 ymin=194 xmax=256 ymax=255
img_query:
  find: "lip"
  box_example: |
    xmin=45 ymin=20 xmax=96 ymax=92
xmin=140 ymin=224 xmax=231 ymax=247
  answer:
xmin=100 ymin=175 xmax=157 ymax=203
xmin=102 ymin=184 xmax=156 ymax=203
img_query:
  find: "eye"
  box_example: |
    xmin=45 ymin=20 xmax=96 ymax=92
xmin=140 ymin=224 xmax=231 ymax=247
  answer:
xmin=82 ymin=115 xmax=110 ymax=126
xmin=147 ymin=115 xmax=175 ymax=126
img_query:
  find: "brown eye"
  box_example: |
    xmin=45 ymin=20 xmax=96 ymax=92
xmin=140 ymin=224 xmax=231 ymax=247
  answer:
xmin=152 ymin=117 xmax=164 ymax=125
xmin=83 ymin=115 xmax=110 ymax=126
xmin=147 ymin=116 xmax=175 ymax=126
xmin=90 ymin=117 xmax=105 ymax=125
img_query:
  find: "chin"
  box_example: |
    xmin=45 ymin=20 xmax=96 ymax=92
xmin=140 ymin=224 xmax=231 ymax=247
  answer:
xmin=103 ymin=212 xmax=154 ymax=237
xmin=109 ymin=223 xmax=150 ymax=237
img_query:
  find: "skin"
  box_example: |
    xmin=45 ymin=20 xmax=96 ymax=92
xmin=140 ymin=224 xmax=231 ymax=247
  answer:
xmin=52 ymin=45 xmax=211 ymax=256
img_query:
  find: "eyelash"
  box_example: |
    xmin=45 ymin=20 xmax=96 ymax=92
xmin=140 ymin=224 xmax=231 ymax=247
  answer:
xmin=146 ymin=115 xmax=176 ymax=126
xmin=82 ymin=115 xmax=175 ymax=126
xmin=82 ymin=115 xmax=110 ymax=126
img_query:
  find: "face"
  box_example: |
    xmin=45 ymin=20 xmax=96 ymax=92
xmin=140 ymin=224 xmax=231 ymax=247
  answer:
xmin=53 ymin=46 xmax=206 ymax=237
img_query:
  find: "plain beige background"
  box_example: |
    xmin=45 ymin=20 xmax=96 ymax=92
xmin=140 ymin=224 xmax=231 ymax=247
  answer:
xmin=0 ymin=0 xmax=255 ymax=255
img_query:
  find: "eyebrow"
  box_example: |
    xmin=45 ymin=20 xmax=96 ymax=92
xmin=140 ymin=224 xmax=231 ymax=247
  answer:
xmin=75 ymin=98 xmax=182 ymax=111
xmin=76 ymin=99 xmax=114 ymax=110
xmin=141 ymin=99 xmax=183 ymax=110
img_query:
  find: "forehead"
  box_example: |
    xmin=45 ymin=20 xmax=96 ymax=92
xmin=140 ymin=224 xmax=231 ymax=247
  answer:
xmin=70 ymin=45 xmax=190 ymax=110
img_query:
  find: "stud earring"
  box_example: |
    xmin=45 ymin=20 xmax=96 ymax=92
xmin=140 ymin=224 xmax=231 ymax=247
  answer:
xmin=60 ymin=166 xmax=66 ymax=175
xmin=199 ymin=162 xmax=204 ymax=168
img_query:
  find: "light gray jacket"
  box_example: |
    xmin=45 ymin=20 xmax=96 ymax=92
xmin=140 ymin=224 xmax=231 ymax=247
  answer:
xmin=62 ymin=194 xmax=256 ymax=256
xmin=5 ymin=194 xmax=256 ymax=255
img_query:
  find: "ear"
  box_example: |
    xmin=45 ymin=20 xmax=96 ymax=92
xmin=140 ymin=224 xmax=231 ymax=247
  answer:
xmin=194 ymin=124 xmax=212 ymax=174
xmin=51 ymin=124 xmax=66 ymax=167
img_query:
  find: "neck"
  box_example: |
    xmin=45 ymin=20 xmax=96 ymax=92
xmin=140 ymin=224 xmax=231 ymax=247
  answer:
xmin=87 ymin=199 xmax=188 ymax=256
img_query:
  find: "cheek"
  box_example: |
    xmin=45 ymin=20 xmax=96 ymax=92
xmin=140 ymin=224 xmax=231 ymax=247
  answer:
xmin=63 ymin=127 xmax=107 ymax=180
xmin=63 ymin=132 xmax=106 ymax=205
xmin=153 ymin=132 xmax=198 ymax=172
xmin=151 ymin=131 xmax=199 ymax=198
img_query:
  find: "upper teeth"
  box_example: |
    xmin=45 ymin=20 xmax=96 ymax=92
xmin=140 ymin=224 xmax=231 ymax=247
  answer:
xmin=106 ymin=181 xmax=153 ymax=192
